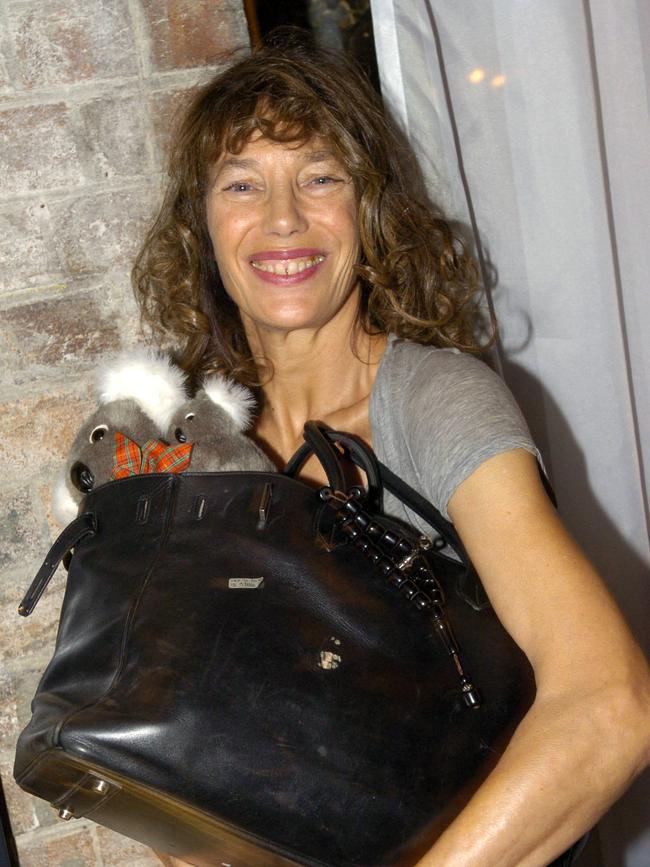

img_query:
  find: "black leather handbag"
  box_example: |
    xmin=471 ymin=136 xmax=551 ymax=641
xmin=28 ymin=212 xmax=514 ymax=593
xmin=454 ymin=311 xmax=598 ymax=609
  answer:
xmin=14 ymin=422 xmax=573 ymax=866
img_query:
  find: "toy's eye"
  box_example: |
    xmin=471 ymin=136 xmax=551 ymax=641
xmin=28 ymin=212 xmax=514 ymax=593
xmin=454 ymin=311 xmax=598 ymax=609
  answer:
xmin=185 ymin=412 xmax=195 ymax=421
xmin=90 ymin=425 xmax=108 ymax=443
xmin=71 ymin=462 xmax=95 ymax=493
xmin=175 ymin=427 xmax=187 ymax=443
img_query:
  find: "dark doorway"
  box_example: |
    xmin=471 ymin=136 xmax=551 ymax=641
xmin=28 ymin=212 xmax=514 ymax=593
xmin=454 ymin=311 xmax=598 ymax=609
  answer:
xmin=0 ymin=777 xmax=18 ymax=867
xmin=244 ymin=0 xmax=380 ymax=91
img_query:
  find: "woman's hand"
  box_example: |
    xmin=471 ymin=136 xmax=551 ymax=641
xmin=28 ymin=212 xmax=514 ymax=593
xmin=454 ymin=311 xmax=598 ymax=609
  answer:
xmin=415 ymin=449 xmax=650 ymax=867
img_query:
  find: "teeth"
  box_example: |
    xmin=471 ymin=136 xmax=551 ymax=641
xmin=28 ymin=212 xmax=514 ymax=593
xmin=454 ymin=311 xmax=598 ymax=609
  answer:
xmin=251 ymin=255 xmax=324 ymax=276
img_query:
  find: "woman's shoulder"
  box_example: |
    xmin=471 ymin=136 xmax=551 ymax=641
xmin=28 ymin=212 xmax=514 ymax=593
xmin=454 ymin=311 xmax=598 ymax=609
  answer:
xmin=371 ymin=336 xmax=540 ymax=517
xmin=373 ymin=336 xmax=507 ymax=407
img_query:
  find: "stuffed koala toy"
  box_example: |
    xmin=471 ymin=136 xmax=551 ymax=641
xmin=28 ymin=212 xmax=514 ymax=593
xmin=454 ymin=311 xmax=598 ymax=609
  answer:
xmin=52 ymin=351 xmax=188 ymax=525
xmin=167 ymin=376 xmax=274 ymax=473
xmin=53 ymin=353 xmax=275 ymax=527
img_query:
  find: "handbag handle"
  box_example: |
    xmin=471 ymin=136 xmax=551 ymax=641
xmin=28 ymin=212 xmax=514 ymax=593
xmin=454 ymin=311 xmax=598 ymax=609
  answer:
xmin=18 ymin=512 xmax=97 ymax=616
xmin=284 ymin=420 xmax=469 ymax=562
xmin=284 ymin=421 xmax=384 ymax=511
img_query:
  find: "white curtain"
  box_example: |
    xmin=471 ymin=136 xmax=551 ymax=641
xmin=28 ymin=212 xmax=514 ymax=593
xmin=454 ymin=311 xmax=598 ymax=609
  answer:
xmin=370 ymin=1 xmax=650 ymax=865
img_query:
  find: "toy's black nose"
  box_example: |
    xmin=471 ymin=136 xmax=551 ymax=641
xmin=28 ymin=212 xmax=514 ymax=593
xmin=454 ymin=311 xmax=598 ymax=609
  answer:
xmin=175 ymin=427 xmax=187 ymax=443
xmin=71 ymin=462 xmax=95 ymax=493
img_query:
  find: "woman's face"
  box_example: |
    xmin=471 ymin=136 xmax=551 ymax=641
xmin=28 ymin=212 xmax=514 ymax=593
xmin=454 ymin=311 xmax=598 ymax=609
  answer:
xmin=205 ymin=133 xmax=360 ymax=337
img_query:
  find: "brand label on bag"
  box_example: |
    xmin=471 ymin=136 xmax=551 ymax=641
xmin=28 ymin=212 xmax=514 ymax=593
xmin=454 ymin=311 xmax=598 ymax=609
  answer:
xmin=228 ymin=577 xmax=265 ymax=589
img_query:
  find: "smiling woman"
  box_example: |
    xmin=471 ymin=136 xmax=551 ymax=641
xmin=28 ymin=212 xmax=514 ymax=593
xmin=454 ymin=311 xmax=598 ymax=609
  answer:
xmin=133 ymin=29 xmax=650 ymax=867
xmin=132 ymin=31 xmax=484 ymax=394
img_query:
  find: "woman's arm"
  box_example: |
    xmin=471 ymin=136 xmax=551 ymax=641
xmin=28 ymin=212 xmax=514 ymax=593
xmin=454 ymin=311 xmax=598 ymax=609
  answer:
xmin=415 ymin=448 xmax=650 ymax=867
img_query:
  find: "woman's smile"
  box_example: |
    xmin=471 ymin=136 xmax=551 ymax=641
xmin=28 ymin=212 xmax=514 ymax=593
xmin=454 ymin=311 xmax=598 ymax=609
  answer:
xmin=249 ymin=249 xmax=327 ymax=282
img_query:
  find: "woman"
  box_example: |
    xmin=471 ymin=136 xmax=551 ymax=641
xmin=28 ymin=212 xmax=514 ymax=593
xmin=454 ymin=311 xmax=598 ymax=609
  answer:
xmin=135 ymin=33 xmax=650 ymax=867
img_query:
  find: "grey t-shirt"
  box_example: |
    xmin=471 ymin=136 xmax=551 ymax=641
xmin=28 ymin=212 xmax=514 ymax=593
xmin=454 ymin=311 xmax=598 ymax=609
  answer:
xmin=369 ymin=337 xmax=541 ymax=529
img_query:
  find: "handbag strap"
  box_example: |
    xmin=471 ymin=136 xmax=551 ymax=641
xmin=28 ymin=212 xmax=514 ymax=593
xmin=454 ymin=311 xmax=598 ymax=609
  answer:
xmin=284 ymin=421 xmax=470 ymax=564
xmin=285 ymin=421 xmax=384 ymax=511
xmin=376 ymin=460 xmax=470 ymax=563
xmin=18 ymin=511 xmax=97 ymax=617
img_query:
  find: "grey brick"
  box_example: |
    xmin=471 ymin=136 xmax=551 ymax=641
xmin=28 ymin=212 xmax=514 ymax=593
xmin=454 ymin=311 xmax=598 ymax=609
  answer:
xmin=80 ymin=92 xmax=152 ymax=181
xmin=50 ymin=188 xmax=158 ymax=276
xmin=0 ymin=103 xmax=84 ymax=196
xmin=10 ymin=0 xmax=138 ymax=90
xmin=0 ymin=292 xmax=122 ymax=391
xmin=0 ymin=202 xmax=61 ymax=295
xmin=0 ymin=488 xmax=48 ymax=574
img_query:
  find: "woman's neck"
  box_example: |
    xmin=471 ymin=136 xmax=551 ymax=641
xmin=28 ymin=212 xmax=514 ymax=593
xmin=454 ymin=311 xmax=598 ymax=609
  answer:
xmin=245 ymin=315 xmax=388 ymax=462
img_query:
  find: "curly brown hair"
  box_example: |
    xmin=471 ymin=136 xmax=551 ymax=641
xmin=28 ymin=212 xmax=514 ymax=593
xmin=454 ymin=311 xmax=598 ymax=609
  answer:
xmin=132 ymin=31 xmax=491 ymax=386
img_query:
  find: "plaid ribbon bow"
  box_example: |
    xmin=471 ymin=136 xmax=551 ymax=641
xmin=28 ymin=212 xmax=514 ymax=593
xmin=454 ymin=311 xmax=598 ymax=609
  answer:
xmin=111 ymin=432 xmax=193 ymax=480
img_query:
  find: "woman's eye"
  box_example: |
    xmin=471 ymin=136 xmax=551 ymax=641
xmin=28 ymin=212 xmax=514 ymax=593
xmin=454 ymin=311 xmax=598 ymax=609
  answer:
xmin=223 ymin=182 xmax=254 ymax=193
xmin=304 ymin=175 xmax=346 ymax=192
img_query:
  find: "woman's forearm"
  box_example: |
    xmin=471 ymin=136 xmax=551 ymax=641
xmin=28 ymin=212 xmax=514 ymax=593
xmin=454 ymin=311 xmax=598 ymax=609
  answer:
xmin=415 ymin=679 xmax=650 ymax=867
xmin=150 ymin=677 xmax=649 ymax=867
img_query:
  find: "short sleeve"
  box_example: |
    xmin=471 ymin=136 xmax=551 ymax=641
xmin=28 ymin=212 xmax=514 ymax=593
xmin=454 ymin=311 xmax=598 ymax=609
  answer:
xmin=370 ymin=339 xmax=542 ymax=522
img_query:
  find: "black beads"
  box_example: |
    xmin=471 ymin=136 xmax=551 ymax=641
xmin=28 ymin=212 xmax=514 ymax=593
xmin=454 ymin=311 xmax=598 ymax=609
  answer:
xmin=461 ymin=680 xmax=482 ymax=709
xmin=325 ymin=487 xmax=481 ymax=712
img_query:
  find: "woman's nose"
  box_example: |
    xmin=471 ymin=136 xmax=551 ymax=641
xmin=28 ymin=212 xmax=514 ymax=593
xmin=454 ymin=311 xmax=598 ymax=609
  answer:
xmin=262 ymin=187 xmax=308 ymax=237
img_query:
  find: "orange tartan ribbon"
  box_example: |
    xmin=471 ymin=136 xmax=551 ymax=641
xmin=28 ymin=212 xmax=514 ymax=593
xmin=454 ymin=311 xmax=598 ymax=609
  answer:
xmin=111 ymin=432 xmax=193 ymax=480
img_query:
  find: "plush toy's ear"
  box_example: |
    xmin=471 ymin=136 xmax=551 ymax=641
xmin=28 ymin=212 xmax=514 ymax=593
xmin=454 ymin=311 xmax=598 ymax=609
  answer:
xmin=97 ymin=350 xmax=187 ymax=431
xmin=202 ymin=376 xmax=257 ymax=431
xmin=52 ymin=473 xmax=80 ymax=526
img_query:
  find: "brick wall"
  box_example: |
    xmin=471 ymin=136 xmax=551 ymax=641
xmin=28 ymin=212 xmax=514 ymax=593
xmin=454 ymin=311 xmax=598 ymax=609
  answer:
xmin=0 ymin=2 xmax=249 ymax=864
